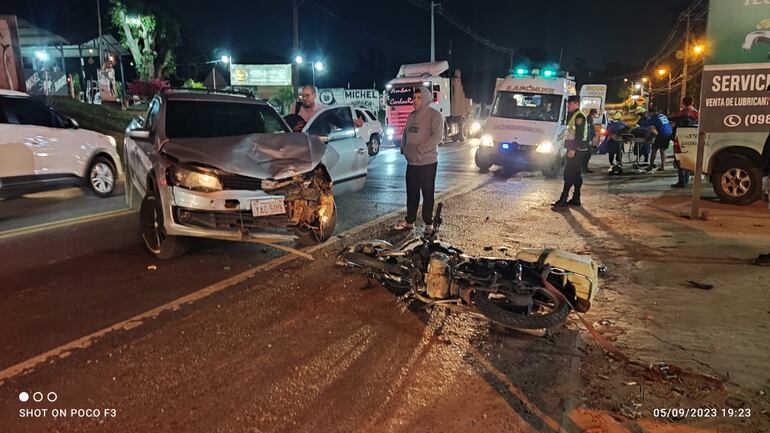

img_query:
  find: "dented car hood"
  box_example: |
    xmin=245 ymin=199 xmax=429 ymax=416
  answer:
xmin=162 ymin=132 xmax=326 ymax=180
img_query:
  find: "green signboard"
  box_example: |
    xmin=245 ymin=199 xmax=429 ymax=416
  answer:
xmin=707 ymin=0 xmax=770 ymax=65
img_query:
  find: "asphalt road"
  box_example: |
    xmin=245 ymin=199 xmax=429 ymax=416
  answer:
xmin=0 ymin=144 xmax=482 ymax=385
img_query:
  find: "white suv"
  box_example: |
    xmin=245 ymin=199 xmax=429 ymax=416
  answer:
xmin=0 ymin=90 xmax=122 ymax=199
xmin=354 ymin=107 xmax=383 ymax=156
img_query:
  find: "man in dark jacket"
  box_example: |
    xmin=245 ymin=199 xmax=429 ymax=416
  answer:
xmin=393 ymin=86 xmax=444 ymax=235
xmin=553 ymin=95 xmax=589 ymax=208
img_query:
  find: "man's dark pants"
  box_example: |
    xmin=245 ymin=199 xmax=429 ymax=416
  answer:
xmin=406 ymin=162 xmax=438 ymax=225
xmin=560 ymin=150 xmax=585 ymax=200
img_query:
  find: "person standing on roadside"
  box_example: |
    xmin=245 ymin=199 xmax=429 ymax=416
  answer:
xmin=754 ymin=129 xmax=770 ymax=266
xmin=669 ymin=96 xmax=699 ymax=188
xmin=642 ymin=105 xmax=673 ymax=172
xmin=294 ymin=85 xmax=327 ymax=126
xmin=393 ymin=87 xmax=444 ymax=235
xmin=552 ymin=95 xmax=589 ymax=208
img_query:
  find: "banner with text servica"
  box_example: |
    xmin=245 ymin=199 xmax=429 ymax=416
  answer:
xmin=700 ymin=0 xmax=770 ymax=133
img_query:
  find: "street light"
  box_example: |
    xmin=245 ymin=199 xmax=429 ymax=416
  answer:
xmin=657 ymin=67 xmax=673 ymax=113
xmin=693 ymin=44 xmax=704 ymax=55
xmin=210 ymin=53 xmax=231 ymax=90
xmin=635 ymin=83 xmax=642 ymax=90
xmin=294 ymin=55 xmax=304 ymax=65
xmin=35 ymin=50 xmax=50 ymax=62
xmin=313 ymin=61 xmax=324 ymax=71
xmin=220 ymin=55 xmax=231 ymax=64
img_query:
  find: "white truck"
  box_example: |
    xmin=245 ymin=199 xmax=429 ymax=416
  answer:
xmin=383 ymin=61 xmax=472 ymax=144
xmin=475 ymin=68 xmax=581 ymax=176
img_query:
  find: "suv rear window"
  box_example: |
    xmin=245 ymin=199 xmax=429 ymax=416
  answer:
xmin=165 ymin=100 xmax=288 ymax=138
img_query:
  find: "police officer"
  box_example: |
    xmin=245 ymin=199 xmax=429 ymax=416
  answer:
xmin=552 ymin=95 xmax=589 ymax=208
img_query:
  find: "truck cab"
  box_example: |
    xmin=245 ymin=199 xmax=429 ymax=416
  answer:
xmin=384 ymin=61 xmax=471 ymax=145
xmin=475 ymin=69 xmax=576 ymax=177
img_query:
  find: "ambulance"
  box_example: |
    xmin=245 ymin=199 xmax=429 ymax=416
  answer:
xmin=475 ymin=68 xmax=579 ymax=177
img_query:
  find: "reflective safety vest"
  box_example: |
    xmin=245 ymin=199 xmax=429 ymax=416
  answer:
xmin=566 ymin=110 xmax=589 ymax=143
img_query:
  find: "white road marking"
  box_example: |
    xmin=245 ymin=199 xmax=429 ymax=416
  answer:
xmin=0 ymin=178 xmax=487 ymax=384
xmin=0 ymin=209 xmax=133 ymax=241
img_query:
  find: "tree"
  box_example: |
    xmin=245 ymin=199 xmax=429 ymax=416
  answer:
xmin=110 ymin=1 xmax=181 ymax=80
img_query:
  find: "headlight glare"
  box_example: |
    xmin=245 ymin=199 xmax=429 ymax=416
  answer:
xmin=469 ymin=121 xmax=481 ymax=134
xmin=480 ymin=134 xmax=495 ymax=147
xmin=535 ymin=141 xmax=553 ymax=153
xmin=171 ymin=166 xmax=223 ymax=192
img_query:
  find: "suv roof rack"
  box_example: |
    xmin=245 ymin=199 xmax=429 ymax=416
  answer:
xmin=162 ymin=87 xmax=260 ymax=99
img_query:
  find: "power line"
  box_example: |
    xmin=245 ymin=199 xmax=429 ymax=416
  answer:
xmin=307 ymin=0 xmax=433 ymax=52
xmin=402 ymin=0 xmax=515 ymax=55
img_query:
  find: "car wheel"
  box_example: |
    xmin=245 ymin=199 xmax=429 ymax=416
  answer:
xmin=88 ymin=156 xmax=116 ymax=197
xmin=295 ymin=195 xmax=337 ymax=246
xmin=458 ymin=122 xmax=469 ymax=142
xmin=711 ymin=156 xmax=763 ymax=205
xmin=541 ymin=155 xmax=565 ymax=178
xmin=474 ymin=149 xmax=493 ymax=172
xmin=140 ymin=194 xmax=191 ymax=259
xmin=368 ymin=134 xmax=381 ymax=156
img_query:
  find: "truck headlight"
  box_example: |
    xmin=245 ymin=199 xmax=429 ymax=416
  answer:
xmin=480 ymin=134 xmax=495 ymax=147
xmin=535 ymin=141 xmax=553 ymax=153
xmin=469 ymin=121 xmax=481 ymax=134
xmin=386 ymin=127 xmax=395 ymax=139
xmin=169 ymin=166 xmax=222 ymax=192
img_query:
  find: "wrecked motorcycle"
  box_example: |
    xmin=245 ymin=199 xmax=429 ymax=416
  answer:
xmin=337 ymin=203 xmax=600 ymax=329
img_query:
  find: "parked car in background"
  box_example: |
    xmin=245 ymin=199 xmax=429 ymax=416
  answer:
xmin=354 ymin=107 xmax=383 ymax=156
xmin=124 ymin=89 xmax=369 ymax=259
xmin=0 ymin=90 xmax=122 ymax=199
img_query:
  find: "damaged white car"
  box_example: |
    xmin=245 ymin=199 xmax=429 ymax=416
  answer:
xmin=124 ymin=90 xmax=369 ymax=259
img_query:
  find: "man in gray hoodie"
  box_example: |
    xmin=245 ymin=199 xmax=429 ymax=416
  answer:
xmin=393 ymin=86 xmax=444 ymax=234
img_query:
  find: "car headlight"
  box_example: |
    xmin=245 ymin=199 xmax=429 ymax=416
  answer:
xmin=469 ymin=121 xmax=481 ymax=134
xmin=169 ymin=166 xmax=222 ymax=192
xmin=535 ymin=141 xmax=553 ymax=153
xmin=480 ymin=134 xmax=495 ymax=147
xmin=386 ymin=127 xmax=395 ymax=137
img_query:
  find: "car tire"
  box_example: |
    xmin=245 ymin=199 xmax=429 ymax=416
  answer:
xmin=294 ymin=196 xmax=337 ymax=246
xmin=711 ymin=155 xmax=763 ymax=205
xmin=458 ymin=122 xmax=469 ymax=142
xmin=474 ymin=149 xmax=493 ymax=172
xmin=87 ymin=156 xmax=116 ymax=197
xmin=140 ymin=194 xmax=191 ymax=259
xmin=368 ymin=134 xmax=381 ymax=156
xmin=541 ymin=155 xmax=565 ymax=178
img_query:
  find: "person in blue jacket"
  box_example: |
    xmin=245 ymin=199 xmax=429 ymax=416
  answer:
xmin=640 ymin=105 xmax=673 ymax=172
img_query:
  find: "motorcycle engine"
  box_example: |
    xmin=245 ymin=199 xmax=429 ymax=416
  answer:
xmin=425 ymin=252 xmax=454 ymax=299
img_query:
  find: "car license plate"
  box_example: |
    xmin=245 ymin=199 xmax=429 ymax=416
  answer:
xmin=251 ymin=197 xmax=285 ymax=217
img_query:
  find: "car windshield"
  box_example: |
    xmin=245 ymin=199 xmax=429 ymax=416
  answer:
xmin=491 ymin=91 xmax=562 ymax=122
xmin=165 ymin=100 xmax=288 ymax=138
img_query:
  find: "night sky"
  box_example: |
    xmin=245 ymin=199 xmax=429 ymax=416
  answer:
xmin=5 ymin=0 xmax=693 ymax=102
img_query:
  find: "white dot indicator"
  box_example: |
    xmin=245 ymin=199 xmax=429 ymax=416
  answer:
xmin=19 ymin=392 xmax=29 ymax=402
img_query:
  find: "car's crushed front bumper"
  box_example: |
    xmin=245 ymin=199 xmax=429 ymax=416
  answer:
xmin=161 ymin=185 xmax=298 ymax=243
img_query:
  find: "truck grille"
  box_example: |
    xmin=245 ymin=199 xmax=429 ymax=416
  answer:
xmin=220 ymin=174 xmax=262 ymax=191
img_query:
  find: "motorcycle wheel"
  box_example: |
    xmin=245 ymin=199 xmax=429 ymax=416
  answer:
xmin=471 ymin=287 xmax=570 ymax=330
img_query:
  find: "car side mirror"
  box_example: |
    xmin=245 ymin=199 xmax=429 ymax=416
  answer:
xmin=128 ymin=130 xmax=151 ymax=139
xmin=64 ymin=117 xmax=79 ymax=129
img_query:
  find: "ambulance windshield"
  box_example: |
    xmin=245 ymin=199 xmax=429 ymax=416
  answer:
xmin=491 ymin=91 xmax=562 ymax=122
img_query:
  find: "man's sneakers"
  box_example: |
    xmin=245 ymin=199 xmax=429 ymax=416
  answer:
xmin=552 ymin=196 xmax=581 ymax=209
xmin=392 ymin=221 xmax=414 ymax=231
xmin=567 ymin=197 xmax=582 ymax=206
xmin=670 ymin=182 xmax=686 ymax=188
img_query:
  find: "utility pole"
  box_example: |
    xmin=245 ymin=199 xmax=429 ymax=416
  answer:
xmin=680 ymin=12 xmax=691 ymax=103
xmin=430 ymin=2 xmax=436 ymax=62
xmin=96 ymin=0 xmax=103 ymax=65
xmin=292 ymin=0 xmax=300 ymax=98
